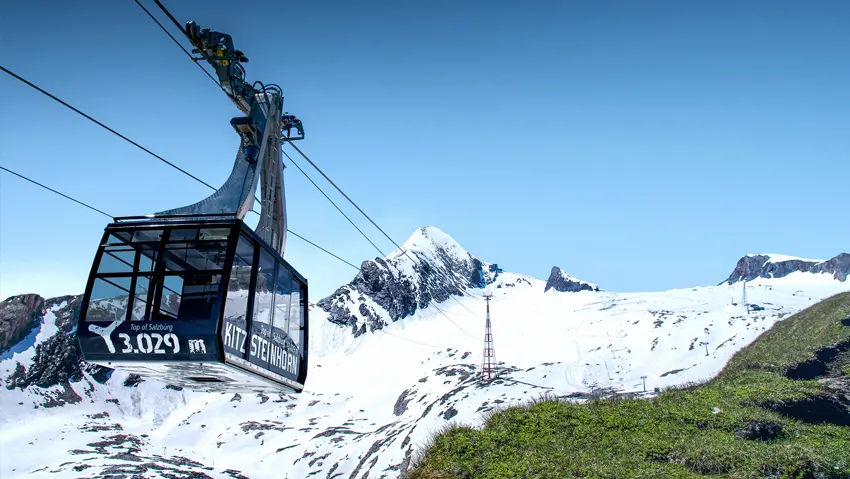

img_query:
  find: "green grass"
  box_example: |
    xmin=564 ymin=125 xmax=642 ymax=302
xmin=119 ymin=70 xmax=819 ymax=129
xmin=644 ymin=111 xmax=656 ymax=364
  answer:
xmin=723 ymin=292 xmax=850 ymax=375
xmin=406 ymin=292 xmax=850 ymax=479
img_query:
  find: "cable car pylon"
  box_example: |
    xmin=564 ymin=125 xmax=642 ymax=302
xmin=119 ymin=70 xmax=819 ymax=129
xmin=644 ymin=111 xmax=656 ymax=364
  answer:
xmin=480 ymin=294 xmax=497 ymax=380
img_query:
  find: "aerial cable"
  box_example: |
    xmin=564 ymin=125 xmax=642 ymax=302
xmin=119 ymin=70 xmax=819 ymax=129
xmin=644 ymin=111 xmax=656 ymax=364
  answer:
xmin=134 ymin=0 xmax=232 ymax=100
xmin=286 ymin=143 xmax=482 ymax=330
xmin=286 ymin=230 xmax=361 ymax=271
xmin=287 ymin=141 xmax=476 ymax=305
xmin=0 ymin=166 xmax=113 ymax=219
xmin=379 ymin=329 xmax=445 ymax=349
xmin=282 ymin=150 xmax=387 ymax=258
xmin=0 ymin=65 xmax=359 ymax=272
xmin=287 ymin=142 xmax=400 ymax=251
xmin=151 ymin=0 xmax=191 ymax=40
xmin=285 ymin=141 xmax=485 ymax=313
xmin=0 ymin=65 xmax=216 ymax=190
xmin=287 ymin=149 xmax=475 ymax=337
xmin=0 ymin=164 xmax=361 ymax=273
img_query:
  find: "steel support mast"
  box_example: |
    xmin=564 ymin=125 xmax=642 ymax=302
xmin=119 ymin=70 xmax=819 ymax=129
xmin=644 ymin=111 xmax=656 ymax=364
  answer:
xmin=481 ymin=294 xmax=496 ymax=380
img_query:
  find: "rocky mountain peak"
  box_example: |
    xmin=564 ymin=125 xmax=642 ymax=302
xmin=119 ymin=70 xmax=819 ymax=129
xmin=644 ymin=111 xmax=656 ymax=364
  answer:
xmin=724 ymin=253 xmax=849 ymax=284
xmin=390 ymin=226 xmax=467 ymax=260
xmin=544 ymin=267 xmax=599 ymax=293
xmin=3 ymin=294 xmax=110 ymax=396
xmin=318 ymin=226 xmax=491 ymax=338
xmin=1 ymin=294 xmax=46 ymax=353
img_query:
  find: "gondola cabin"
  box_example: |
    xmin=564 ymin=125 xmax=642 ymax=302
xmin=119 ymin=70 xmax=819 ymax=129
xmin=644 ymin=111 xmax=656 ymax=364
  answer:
xmin=77 ymin=215 xmax=308 ymax=393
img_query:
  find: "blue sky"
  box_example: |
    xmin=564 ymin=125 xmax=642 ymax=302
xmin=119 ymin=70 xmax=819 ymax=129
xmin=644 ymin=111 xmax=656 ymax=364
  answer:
xmin=1 ymin=0 xmax=848 ymax=302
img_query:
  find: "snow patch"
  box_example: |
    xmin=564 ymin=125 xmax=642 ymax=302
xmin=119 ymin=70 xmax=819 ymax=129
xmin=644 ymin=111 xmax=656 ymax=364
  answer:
xmin=747 ymin=253 xmax=825 ymax=265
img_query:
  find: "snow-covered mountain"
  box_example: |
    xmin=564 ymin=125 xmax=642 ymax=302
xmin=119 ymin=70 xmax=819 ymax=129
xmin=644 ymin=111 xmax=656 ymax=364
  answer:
xmin=316 ymin=226 xmax=494 ymax=344
xmin=724 ymin=253 xmax=850 ymax=283
xmin=1 ymin=227 xmax=848 ymax=478
xmin=544 ymin=266 xmax=599 ymax=293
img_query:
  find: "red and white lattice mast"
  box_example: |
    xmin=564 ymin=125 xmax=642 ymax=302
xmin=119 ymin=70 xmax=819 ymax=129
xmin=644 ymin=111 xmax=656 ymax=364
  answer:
xmin=480 ymin=294 xmax=497 ymax=379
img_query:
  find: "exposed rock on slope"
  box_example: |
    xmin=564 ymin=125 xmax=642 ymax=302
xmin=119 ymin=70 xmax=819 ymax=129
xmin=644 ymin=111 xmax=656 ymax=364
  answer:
xmin=318 ymin=226 xmax=493 ymax=337
xmin=544 ymin=267 xmax=599 ymax=293
xmin=2 ymin=294 xmax=109 ymax=393
xmin=725 ymin=253 xmax=849 ymax=284
xmin=0 ymin=294 xmax=45 ymax=353
xmin=821 ymin=253 xmax=850 ymax=282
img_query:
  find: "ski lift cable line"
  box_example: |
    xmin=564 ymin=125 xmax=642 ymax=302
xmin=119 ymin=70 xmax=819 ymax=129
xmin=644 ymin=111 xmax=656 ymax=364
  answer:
xmin=286 ymin=142 xmax=485 ymax=317
xmin=282 ymin=149 xmax=387 ymax=258
xmin=281 ymin=146 xmax=477 ymax=338
xmin=0 ymin=166 xmax=114 ymax=219
xmin=0 ymin=165 xmax=362 ymax=272
xmin=285 ymin=230 xmax=361 ymax=271
xmin=134 ymin=0 xmax=230 ymax=99
xmin=0 ymin=65 xmax=359 ymax=272
xmin=0 ymin=65 xmax=216 ymax=190
xmin=380 ymin=329 xmax=445 ymax=349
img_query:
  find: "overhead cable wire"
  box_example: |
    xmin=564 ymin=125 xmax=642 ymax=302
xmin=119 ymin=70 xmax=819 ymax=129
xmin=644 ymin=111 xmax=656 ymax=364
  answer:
xmin=0 ymin=65 xmax=359 ymax=272
xmin=152 ymin=0 xmax=191 ymax=40
xmin=287 ymin=142 xmax=401 ymax=252
xmin=134 ymin=0 xmax=231 ymax=98
xmin=0 ymin=65 xmax=216 ymax=190
xmin=287 ymin=142 xmax=485 ymax=291
xmin=285 ymin=142 xmax=480 ymax=336
xmin=282 ymin=150 xmax=387 ymax=258
xmin=380 ymin=329 xmax=445 ymax=349
xmin=286 ymin=230 xmax=360 ymax=271
xmin=0 ymin=166 xmax=114 ymax=219
xmin=286 ymin=142 xmax=484 ymax=314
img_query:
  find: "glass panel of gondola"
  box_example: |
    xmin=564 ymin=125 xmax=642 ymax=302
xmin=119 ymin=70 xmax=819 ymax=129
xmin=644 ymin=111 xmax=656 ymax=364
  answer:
xmin=292 ymin=276 xmax=308 ymax=382
xmin=86 ymin=276 xmax=131 ymax=324
xmin=79 ymin=224 xmax=233 ymax=363
xmin=273 ymin=262 xmax=301 ymax=381
xmin=247 ymin=249 xmax=277 ymax=372
xmin=221 ymin=233 xmax=255 ymax=358
xmin=147 ymin=227 xmax=229 ymax=357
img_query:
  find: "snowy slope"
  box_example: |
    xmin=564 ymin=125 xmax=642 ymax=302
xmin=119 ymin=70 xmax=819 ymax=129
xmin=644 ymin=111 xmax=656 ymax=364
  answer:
xmin=726 ymin=252 xmax=849 ymax=283
xmin=1 ymin=229 xmax=848 ymax=478
xmin=747 ymin=253 xmax=825 ymax=264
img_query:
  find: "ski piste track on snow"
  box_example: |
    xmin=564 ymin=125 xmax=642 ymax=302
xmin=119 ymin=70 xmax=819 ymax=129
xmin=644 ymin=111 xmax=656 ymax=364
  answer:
xmin=2 ymin=227 xmax=848 ymax=478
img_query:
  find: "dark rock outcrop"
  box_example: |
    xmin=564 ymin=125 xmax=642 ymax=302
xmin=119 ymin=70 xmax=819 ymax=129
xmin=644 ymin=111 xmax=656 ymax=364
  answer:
xmin=761 ymin=335 xmax=850 ymax=428
xmin=48 ymin=295 xmax=83 ymax=333
xmin=724 ymin=253 xmax=849 ymax=284
xmin=785 ymin=338 xmax=850 ymax=380
xmin=3 ymin=293 xmax=111 ymax=392
xmin=544 ymin=267 xmax=598 ymax=293
xmin=765 ymin=394 xmax=850 ymax=427
xmin=318 ymin=226 xmax=488 ymax=336
xmin=0 ymin=294 xmax=45 ymax=353
xmin=821 ymin=253 xmax=850 ymax=282
xmin=734 ymin=420 xmax=785 ymax=441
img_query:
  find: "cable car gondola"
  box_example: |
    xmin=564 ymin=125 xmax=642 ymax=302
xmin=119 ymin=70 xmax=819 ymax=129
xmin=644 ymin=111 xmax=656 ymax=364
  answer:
xmin=77 ymin=19 xmax=308 ymax=393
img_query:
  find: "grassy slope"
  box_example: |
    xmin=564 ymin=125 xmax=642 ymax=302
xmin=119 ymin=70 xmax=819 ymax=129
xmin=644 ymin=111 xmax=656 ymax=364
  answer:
xmin=406 ymin=292 xmax=850 ymax=479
